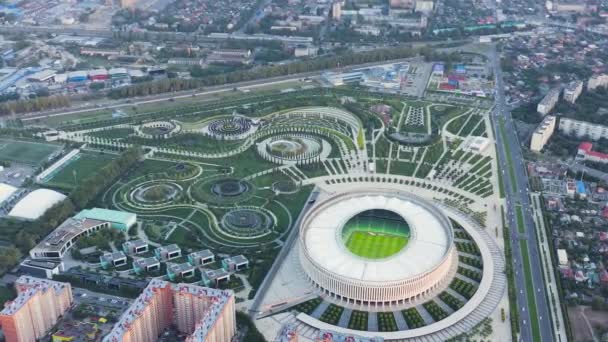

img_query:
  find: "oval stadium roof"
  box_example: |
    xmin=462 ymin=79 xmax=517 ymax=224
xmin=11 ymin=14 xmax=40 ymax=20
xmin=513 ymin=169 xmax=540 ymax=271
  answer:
xmin=303 ymin=194 xmax=452 ymax=283
xmin=8 ymin=189 xmax=66 ymax=220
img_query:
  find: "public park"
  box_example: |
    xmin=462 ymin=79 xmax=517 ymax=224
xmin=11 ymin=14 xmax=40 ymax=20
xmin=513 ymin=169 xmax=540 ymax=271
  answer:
xmin=0 ymin=86 xmax=506 ymax=341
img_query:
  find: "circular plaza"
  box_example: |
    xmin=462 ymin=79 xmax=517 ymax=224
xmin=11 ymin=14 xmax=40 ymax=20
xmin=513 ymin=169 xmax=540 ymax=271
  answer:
xmin=299 ymin=191 xmax=457 ymax=309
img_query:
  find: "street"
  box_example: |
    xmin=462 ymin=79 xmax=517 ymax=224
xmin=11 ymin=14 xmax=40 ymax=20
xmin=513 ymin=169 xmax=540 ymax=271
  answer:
xmin=490 ymin=44 xmax=554 ymax=342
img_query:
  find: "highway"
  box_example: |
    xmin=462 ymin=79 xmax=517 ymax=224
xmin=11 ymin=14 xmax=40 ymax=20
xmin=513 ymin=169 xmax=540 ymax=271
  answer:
xmin=490 ymin=44 xmax=554 ymax=342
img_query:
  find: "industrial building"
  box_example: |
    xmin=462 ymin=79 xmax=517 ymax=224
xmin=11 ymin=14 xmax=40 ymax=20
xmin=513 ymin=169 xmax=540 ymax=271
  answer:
xmin=0 ymin=276 xmax=73 ymax=342
xmin=103 ymin=279 xmax=236 ymax=342
xmin=67 ymin=70 xmax=88 ymax=83
xmin=75 ymin=208 xmax=137 ymax=231
xmin=530 ymin=115 xmax=557 ymax=152
xmin=88 ymin=69 xmax=109 ymax=81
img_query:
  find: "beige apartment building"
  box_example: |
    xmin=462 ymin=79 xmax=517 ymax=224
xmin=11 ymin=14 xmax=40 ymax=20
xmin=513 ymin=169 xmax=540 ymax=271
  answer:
xmin=104 ymin=279 xmax=235 ymax=342
xmin=530 ymin=115 xmax=557 ymax=152
xmin=0 ymin=276 xmax=73 ymax=342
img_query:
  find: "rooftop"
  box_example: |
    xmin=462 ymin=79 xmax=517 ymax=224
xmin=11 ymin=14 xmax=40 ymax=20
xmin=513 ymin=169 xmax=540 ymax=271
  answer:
xmin=101 ymin=252 xmax=127 ymax=262
xmin=189 ymin=249 xmax=213 ymax=259
xmin=8 ymin=188 xmax=66 ymax=220
xmin=0 ymin=276 xmax=69 ymax=316
xmin=223 ymin=255 xmax=248 ymax=265
xmin=133 ymin=257 xmax=159 ymax=268
xmin=32 ymin=218 xmax=107 ymax=253
xmin=123 ymin=239 xmax=148 ymax=248
xmin=302 ymin=193 xmax=453 ymax=282
xmin=103 ymin=279 xmax=233 ymax=342
xmin=202 ymin=269 xmax=230 ymax=281
xmin=75 ymin=208 xmax=136 ymax=225
xmin=157 ymin=244 xmax=180 ymax=253
xmin=167 ymin=262 xmax=195 ymax=274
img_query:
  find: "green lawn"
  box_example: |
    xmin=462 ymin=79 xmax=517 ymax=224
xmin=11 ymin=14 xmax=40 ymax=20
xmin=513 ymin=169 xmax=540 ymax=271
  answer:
xmin=0 ymin=139 xmax=61 ymax=165
xmin=345 ymin=231 xmax=408 ymax=259
xmin=44 ymin=152 xmax=117 ymax=190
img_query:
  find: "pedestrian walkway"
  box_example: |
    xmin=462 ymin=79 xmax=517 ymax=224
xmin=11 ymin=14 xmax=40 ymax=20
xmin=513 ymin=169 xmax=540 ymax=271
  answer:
xmin=311 ymin=301 xmax=330 ymax=319
xmin=338 ymin=308 xmax=352 ymax=328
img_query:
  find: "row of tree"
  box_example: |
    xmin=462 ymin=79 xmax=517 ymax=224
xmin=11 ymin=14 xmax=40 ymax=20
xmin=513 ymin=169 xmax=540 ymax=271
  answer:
xmin=0 ymin=95 xmax=71 ymax=116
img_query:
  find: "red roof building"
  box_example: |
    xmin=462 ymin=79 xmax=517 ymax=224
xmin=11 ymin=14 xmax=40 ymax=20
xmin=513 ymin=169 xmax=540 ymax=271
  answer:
xmin=578 ymin=142 xmax=608 ymax=163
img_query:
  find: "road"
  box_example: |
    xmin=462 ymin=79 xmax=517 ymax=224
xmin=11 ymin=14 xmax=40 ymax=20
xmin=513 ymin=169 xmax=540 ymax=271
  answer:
xmin=22 ymin=56 xmax=426 ymax=123
xmin=490 ymin=44 xmax=554 ymax=342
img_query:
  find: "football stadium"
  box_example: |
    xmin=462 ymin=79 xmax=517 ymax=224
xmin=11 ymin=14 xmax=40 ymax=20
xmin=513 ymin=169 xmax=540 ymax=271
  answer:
xmin=299 ymin=191 xmax=457 ymax=309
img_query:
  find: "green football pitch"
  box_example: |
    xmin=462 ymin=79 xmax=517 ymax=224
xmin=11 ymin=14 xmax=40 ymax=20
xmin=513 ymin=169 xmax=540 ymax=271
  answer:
xmin=345 ymin=231 xmax=408 ymax=259
xmin=44 ymin=152 xmax=116 ymax=190
xmin=0 ymin=139 xmax=61 ymax=165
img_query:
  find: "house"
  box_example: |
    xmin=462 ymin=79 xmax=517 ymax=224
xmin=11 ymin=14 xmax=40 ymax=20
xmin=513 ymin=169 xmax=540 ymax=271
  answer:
xmin=155 ymin=244 xmax=181 ymax=261
xmin=123 ymin=239 xmax=148 ymax=255
xmin=222 ymin=255 xmax=249 ymax=272
xmin=188 ymin=250 xmax=214 ymax=266
xmin=100 ymin=252 xmax=127 ymax=269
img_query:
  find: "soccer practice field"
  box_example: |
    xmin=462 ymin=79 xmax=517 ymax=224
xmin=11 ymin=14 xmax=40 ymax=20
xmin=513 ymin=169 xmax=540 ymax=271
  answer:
xmin=345 ymin=231 xmax=408 ymax=259
xmin=0 ymin=139 xmax=61 ymax=165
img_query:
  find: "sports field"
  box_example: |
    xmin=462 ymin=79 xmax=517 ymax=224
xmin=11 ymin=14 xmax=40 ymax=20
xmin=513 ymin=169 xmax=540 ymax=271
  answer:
xmin=44 ymin=152 xmax=116 ymax=190
xmin=0 ymin=139 xmax=61 ymax=165
xmin=345 ymin=231 xmax=408 ymax=259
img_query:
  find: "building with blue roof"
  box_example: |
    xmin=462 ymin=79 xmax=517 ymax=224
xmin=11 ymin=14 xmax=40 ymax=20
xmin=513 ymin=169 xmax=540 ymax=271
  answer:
xmin=75 ymin=208 xmax=136 ymax=231
xmin=577 ymin=180 xmax=587 ymax=198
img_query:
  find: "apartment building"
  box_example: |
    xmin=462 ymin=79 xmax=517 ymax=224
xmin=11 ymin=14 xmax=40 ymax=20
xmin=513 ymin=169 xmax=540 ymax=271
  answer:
xmin=530 ymin=115 xmax=557 ymax=152
xmin=588 ymin=74 xmax=608 ymax=91
xmin=0 ymin=276 xmax=73 ymax=342
xmin=563 ymin=80 xmax=583 ymax=104
xmin=103 ymin=279 xmax=235 ymax=342
xmin=537 ymin=88 xmax=561 ymax=115
xmin=559 ymin=118 xmax=608 ymax=141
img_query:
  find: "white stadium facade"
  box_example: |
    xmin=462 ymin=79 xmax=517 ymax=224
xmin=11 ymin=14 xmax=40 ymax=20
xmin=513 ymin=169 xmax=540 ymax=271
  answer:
xmin=299 ymin=191 xmax=457 ymax=309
